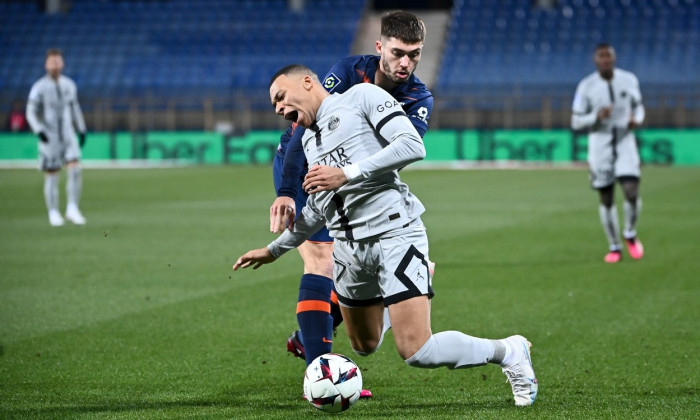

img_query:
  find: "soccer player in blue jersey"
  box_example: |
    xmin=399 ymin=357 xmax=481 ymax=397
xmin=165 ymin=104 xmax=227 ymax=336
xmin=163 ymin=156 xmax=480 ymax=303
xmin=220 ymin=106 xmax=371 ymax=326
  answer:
xmin=268 ymin=11 xmax=433 ymax=397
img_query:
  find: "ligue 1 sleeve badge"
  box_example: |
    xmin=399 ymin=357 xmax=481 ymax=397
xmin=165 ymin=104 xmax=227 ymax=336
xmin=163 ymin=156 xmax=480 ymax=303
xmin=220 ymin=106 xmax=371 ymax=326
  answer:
xmin=323 ymin=73 xmax=342 ymax=92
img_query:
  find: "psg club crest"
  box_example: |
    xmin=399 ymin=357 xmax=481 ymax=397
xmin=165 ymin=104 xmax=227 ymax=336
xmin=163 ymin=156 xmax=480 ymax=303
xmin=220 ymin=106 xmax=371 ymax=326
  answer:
xmin=328 ymin=116 xmax=340 ymax=131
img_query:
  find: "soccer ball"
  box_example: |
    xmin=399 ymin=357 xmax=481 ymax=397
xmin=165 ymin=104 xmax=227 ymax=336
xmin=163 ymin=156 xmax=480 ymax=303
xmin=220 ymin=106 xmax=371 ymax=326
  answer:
xmin=303 ymin=353 xmax=363 ymax=413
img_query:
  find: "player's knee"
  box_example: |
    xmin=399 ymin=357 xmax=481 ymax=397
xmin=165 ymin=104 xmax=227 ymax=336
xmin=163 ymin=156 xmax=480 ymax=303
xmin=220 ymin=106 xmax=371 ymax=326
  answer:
xmin=619 ymin=181 xmax=639 ymax=202
xmin=598 ymin=186 xmax=614 ymax=207
xmin=350 ymin=338 xmax=381 ymax=357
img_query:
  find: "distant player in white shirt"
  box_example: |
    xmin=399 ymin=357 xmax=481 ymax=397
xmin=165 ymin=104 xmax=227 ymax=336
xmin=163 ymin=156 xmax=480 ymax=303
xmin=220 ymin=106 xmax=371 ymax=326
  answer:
xmin=233 ymin=64 xmax=538 ymax=406
xmin=26 ymin=49 xmax=87 ymax=227
xmin=572 ymin=43 xmax=645 ymax=263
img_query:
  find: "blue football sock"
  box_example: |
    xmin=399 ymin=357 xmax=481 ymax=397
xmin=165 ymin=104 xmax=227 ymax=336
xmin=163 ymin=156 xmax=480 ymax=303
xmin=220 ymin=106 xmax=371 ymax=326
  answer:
xmin=297 ymin=274 xmax=334 ymax=365
xmin=330 ymin=286 xmax=343 ymax=330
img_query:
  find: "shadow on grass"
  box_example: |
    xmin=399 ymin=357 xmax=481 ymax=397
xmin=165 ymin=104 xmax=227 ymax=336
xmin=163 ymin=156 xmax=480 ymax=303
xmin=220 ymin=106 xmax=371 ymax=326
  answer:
xmin=2 ymin=395 xmax=302 ymax=418
xmin=2 ymin=392 xmax=524 ymax=418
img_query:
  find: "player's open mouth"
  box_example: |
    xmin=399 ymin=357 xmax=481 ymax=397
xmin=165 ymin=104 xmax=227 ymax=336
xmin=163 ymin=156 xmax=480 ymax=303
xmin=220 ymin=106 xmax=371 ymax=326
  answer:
xmin=285 ymin=110 xmax=299 ymax=123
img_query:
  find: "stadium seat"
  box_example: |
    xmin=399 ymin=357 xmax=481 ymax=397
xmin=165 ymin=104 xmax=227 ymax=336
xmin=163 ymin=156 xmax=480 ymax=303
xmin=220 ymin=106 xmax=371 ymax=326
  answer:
xmin=0 ymin=0 xmax=695 ymax=116
xmin=435 ymin=0 xmax=698 ymax=111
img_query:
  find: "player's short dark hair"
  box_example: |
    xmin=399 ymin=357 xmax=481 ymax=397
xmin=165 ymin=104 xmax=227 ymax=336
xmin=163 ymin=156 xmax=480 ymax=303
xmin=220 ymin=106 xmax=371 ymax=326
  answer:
xmin=381 ymin=10 xmax=426 ymax=43
xmin=595 ymin=43 xmax=613 ymax=52
xmin=46 ymin=48 xmax=63 ymax=58
xmin=269 ymin=64 xmax=318 ymax=88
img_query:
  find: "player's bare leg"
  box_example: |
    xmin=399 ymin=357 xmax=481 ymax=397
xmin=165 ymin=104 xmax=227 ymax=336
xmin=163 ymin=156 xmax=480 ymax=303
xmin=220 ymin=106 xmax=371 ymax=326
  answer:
xmin=339 ymin=301 xmax=385 ymax=356
xmin=297 ymin=241 xmax=333 ymax=278
xmin=387 ymin=296 xmax=432 ymax=360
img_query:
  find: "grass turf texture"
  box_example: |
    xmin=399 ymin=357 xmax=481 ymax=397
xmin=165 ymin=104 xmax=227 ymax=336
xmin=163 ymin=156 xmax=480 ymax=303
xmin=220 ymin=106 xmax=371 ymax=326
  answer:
xmin=0 ymin=166 xmax=698 ymax=419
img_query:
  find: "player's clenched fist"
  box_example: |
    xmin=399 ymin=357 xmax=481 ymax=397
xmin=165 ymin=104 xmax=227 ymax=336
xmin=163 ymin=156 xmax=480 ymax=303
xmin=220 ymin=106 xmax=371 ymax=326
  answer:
xmin=233 ymin=247 xmax=277 ymax=271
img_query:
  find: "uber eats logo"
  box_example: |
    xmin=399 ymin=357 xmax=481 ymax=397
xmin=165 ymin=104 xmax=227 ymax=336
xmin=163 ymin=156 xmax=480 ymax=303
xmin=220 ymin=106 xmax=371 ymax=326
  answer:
xmin=472 ymin=131 xmax=561 ymax=161
xmin=465 ymin=130 xmax=674 ymax=163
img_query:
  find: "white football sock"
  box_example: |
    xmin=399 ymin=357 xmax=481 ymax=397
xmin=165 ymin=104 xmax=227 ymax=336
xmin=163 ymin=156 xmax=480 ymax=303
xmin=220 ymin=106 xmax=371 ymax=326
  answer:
xmin=66 ymin=165 xmax=83 ymax=209
xmin=599 ymin=204 xmax=622 ymax=251
xmin=405 ymin=331 xmax=501 ymax=369
xmin=623 ymin=198 xmax=642 ymax=240
xmin=44 ymin=173 xmax=60 ymax=212
xmin=381 ymin=306 xmax=391 ymax=337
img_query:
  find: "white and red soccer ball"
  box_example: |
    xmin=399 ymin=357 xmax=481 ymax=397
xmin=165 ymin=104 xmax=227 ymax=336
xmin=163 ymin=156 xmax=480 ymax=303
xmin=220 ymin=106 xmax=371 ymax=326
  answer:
xmin=303 ymin=353 xmax=363 ymax=413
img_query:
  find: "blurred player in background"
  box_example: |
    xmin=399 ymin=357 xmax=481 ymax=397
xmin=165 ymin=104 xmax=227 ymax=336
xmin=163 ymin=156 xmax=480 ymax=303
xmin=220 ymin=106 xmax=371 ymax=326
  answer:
xmin=26 ymin=49 xmax=87 ymax=227
xmin=268 ymin=11 xmax=434 ymax=392
xmin=235 ymin=64 xmax=538 ymax=407
xmin=572 ymin=43 xmax=645 ymax=263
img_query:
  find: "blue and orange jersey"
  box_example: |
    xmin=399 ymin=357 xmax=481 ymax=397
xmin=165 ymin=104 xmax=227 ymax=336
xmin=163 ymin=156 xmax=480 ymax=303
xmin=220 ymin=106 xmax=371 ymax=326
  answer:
xmin=275 ymin=54 xmax=434 ymax=198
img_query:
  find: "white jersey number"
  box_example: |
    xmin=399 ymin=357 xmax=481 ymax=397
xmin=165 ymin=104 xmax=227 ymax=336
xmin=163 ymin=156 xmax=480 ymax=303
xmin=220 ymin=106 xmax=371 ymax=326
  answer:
xmin=415 ymin=106 xmax=428 ymax=122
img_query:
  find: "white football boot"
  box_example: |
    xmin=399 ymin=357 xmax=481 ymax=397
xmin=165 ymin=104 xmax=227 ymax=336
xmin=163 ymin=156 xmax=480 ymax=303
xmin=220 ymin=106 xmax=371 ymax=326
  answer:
xmin=48 ymin=209 xmax=65 ymax=227
xmin=65 ymin=204 xmax=87 ymax=225
xmin=501 ymin=335 xmax=538 ymax=406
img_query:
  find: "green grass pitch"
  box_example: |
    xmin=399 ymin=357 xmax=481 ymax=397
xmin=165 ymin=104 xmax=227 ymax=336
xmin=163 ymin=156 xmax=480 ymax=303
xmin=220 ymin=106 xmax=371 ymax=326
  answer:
xmin=1 ymin=165 xmax=698 ymax=419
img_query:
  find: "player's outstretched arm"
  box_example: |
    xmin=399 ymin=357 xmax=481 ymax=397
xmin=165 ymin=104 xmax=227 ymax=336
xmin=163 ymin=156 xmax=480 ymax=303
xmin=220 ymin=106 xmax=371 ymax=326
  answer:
xmin=269 ymin=196 xmax=296 ymax=233
xmin=233 ymin=247 xmax=277 ymax=271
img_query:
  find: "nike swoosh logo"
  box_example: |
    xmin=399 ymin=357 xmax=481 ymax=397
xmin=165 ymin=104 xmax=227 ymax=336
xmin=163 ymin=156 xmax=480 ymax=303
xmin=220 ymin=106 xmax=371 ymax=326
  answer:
xmin=322 ymin=337 xmax=333 ymax=343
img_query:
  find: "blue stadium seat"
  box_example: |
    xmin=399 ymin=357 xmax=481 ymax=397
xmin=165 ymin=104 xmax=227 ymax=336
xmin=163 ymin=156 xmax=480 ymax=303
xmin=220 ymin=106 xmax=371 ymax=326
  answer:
xmin=436 ymin=0 xmax=698 ymax=109
xmin=0 ymin=0 xmax=366 ymax=106
xmin=1 ymin=0 xmax=695 ymax=114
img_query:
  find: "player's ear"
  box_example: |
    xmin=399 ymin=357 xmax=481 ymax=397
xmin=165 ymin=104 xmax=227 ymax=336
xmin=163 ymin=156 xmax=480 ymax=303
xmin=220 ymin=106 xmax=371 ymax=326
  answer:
xmin=375 ymin=40 xmax=382 ymax=54
xmin=303 ymin=75 xmax=314 ymax=91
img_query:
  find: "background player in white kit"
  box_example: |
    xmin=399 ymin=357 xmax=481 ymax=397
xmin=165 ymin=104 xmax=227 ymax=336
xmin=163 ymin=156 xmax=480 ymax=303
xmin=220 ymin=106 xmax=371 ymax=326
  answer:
xmin=233 ymin=64 xmax=538 ymax=407
xmin=572 ymin=43 xmax=645 ymax=263
xmin=26 ymin=49 xmax=87 ymax=227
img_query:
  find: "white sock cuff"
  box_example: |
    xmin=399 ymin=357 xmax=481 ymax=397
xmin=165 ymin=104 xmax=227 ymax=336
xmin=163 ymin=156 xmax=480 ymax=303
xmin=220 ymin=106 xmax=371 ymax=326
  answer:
xmin=405 ymin=335 xmax=437 ymax=367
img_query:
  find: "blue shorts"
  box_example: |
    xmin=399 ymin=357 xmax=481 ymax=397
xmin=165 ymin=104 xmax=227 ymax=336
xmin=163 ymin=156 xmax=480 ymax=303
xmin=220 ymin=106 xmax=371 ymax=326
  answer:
xmin=273 ymin=154 xmax=332 ymax=243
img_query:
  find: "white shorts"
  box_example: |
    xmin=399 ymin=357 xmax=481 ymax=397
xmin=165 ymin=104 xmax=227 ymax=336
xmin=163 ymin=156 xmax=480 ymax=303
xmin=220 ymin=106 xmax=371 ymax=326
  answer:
xmin=38 ymin=135 xmax=81 ymax=171
xmin=332 ymin=220 xmax=434 ymax=308
xmin=588 ymin=130 xmax=641 ymax=189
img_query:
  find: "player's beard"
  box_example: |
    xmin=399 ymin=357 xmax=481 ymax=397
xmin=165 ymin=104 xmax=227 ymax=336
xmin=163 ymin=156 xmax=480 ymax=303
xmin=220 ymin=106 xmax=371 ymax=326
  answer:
xmin=381 ymin=56 xmax=415 ymax=85
xmin=599 ymin=68 xmax=614 ymax=80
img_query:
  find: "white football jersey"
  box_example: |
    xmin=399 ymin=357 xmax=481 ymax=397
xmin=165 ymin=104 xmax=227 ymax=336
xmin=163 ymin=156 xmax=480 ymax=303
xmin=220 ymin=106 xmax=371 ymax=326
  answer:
xmin=26 ymin=74 xmax=86 ymax=143
xmin=571 ymin=68 xmax=645 ymax=139
xmin=268 ymin=83 xmax=426 ymax=257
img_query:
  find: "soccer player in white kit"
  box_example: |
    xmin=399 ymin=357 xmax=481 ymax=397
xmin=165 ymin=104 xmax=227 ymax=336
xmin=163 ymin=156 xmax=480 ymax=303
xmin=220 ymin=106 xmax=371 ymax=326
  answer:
xmin=26 ymin=49 xmax=87 ymax=227
xmin=572 ymin=43 xmax=645 ymax=263
xmin=233 ymin=65 xmax=538 ymax=406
